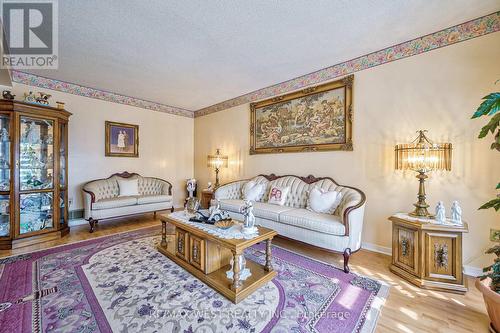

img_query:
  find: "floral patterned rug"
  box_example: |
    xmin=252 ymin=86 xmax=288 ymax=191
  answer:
xmin=0 ymin=227 xmax=389 ymax=333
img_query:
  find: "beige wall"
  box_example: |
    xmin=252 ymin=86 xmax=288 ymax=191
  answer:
xmin=194 ymin=32 xmax=500 ymax=262
xmin=6 ymin=83 xmax=194 ymax=210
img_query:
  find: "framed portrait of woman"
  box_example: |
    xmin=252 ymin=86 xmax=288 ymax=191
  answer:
xmin=105 ymin=121 xmax=139 ymax=157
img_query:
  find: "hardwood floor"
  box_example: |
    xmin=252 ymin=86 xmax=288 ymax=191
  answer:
xmin=0 ymin=214 xmax=490 ymax=333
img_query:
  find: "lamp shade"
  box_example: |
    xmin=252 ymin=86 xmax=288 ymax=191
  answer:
xmin=395 ymin=130 xmax=452 ymax=172
xmin=207 ymin=148 xmax=228 ymax=169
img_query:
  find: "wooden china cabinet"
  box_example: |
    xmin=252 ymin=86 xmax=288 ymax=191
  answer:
xmin=0 ymin=99 xmax=71 ymax=249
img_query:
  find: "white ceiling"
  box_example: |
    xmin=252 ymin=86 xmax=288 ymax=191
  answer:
xmin=26 ymin=0 xmax=500 ymax=111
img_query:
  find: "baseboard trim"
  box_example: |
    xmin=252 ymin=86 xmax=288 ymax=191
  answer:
xmin=69 ymin=209 xmax=84 ymax=220
xmin=68 ymin=218 xmax=87 ymax=227
xmin=361 ymin=242 xmax=392 ymax=256
xmin=68 ymin=205 xmax=185 ymax=227
xmin=463 ymin=265 xmax=483 ymax=277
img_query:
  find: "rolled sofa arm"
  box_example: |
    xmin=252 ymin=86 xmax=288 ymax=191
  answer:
xmin=159 ymin=179 xmax=173 ymax=196
xmin=214 ymin=180 xmax=248 ymax=200
xmin=345 ymin=204 xmax=366 ymax=251
xmin=82 ymin=189 xmax=95 ymax=220
xmin=338 ymin=187 xmax=366 ymax=251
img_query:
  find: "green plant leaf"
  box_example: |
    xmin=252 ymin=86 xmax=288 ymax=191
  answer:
xmin=479 ymin=198 xmax=500 ymax=211
xmin=496 ymin=183 xmax=500 ymax=190
xmin=478 ymin=113 xmax=500 ymax=138
xmin=472 ymin=92 xmax=500 ymax=118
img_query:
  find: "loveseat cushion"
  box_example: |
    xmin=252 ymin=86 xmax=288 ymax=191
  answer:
xmin=92 ymin=196 xmax=138 ymax=210
xmin=219 ymin=199 xmax=245 ymax=212
xmin=253 ymin=202 xmax=294 ymax=220
xmin=279 ymin=209 xmax=345 ymax=236
xmin=137 ymin=195 xmax=172 ymax=205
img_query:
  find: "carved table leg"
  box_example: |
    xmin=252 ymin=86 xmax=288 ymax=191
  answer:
xmin=231 ymin=251 xmax=243 ymax=292
xmin=265 ymin=238 xmax=273 ymax=272
xmin=160 ymin=220 xmax=167 ymax=248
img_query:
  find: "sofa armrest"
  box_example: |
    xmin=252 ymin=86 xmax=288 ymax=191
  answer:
xmin=214 ymin=180 xmax=247 ymax=200
xmin=159 ymin=180 xmax=173 ymax=196
xmin=345 ymin=203 xmax=366 ymax=251
xmin=337 ymin=187 xmax=366 ymax=238
xmin=82 ymin=189 xmax=95 ymax=220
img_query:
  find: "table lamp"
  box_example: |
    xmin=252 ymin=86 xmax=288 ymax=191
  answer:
xmin=207 ymin=148 xmax=228 ymax=188
xmin=395 ymin=130 xmax=452 ymax=217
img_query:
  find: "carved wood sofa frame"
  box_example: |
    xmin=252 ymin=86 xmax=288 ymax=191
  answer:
xmin=82 ymin=171 xmax=174 ymax=233
xmin=217 ymin=173 xmax=366 ymax=273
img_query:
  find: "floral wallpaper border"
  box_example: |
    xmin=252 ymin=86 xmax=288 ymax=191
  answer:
xmin=11 ymin=71 xmax=195 ymax=118
xmin=9 ymin=12 xmax=500 ymax=119
xmin=195 ymin=11 xmax=500 ymax=118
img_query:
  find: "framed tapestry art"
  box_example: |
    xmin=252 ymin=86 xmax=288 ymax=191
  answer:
xmin=250 ymin=75 xmax=353 ymax=154
xmin=105 ymin=121 xmax=139 ymax=157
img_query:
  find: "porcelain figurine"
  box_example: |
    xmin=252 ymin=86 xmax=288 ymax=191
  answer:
xmin=186 ymin=178 xmax=196 ymax=198
xmin=35 ymin=92 xmax=51 ymax=105
xmin=451 ymin=201 xmax=463 ymax=224
xmin=240 ymin=200 xmax=257 ymax=234
xmin=0 ymin=128 xmax=9 ymax=142
xmin=226 ymin=255 xmax=251 ymax=281
xmin=207 ymin=199 xmax=230 ymax=222
xmin=23 ymin=91 xmax=36 ymax=104
xmin=2 ymin=90 xmax=15 ymax=100
xmin=435 ymin=201 xmax=446 ymax=223
xmin=185 ymin=179 xmax=199 ymax=216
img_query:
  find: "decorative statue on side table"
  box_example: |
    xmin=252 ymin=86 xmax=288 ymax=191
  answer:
xmin=185 ymin=178 xmax=199 ymax=215
xmin=240 ymin=200 xmax=258 ymax=234
xmin=435 ymin=201 xmax=446 ymax=223
xmin=451 ymin=201 xmax=463 ymax=224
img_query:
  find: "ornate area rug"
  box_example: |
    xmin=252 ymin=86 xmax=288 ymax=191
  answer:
xmin=0 ymin=227 xmax=389 ymax=333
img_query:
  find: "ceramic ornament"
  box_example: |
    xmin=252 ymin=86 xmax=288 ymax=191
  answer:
xmin=435 ymin=201 xmax=446 ymax=223
xmin=451 ymin=201 xmax=463 ymax=224
xmin=240 ymin=200 xmax=257 ymax=234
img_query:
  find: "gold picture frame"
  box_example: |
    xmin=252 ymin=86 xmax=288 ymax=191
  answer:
xmin=250 ymin=75 xmax=353 ymax=154
xmin=105 ymin=121 xmax=139 ymax=157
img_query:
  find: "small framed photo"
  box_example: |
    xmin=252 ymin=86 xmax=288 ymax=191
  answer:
xmin=105 ymin=121 xmax=139 ymax=157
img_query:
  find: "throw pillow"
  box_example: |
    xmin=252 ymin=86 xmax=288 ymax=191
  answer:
xmin=242 ymin=181 xmax=265 ymax=201
xmin=307 ymin=187 xmax=342 ymax=214
xmin=267 ymin=185 xmax=290 ymax=206
xmin=118 ymin=178 xmax=139 ymax=197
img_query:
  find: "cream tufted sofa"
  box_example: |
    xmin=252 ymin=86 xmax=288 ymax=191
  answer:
xmin=214 ymin=174 xmax=366 ymax=272
xmin=82 ymin=172 xmax=174 ymax=232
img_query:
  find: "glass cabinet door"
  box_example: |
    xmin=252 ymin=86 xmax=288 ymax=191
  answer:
xmin=59 ymin=191 xmax=66 ymax=227
xmin=0 ymin=195 xmax=9 ymax=237
xmin=0 ymin=115 xmax=10 ymax=191
xmin=59 ymin=122 xmax=67 ymax=188
xmin=20 ymin=192 xmax=53 ymax=234
xmin=19 ymin=116 xmax=54 ymax=235
xmin=19 ymin=117 xmax=54 ymax=190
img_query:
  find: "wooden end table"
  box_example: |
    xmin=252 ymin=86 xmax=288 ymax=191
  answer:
xmin=158 ymin=213 xmax=277 ymax=304
xmin=389 ymin=214 xmax=469 ymax=294
xmin=200 ymin=189 xmax=214 ymax=209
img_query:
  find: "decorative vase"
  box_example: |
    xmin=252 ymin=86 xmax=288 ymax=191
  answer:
xmin=185 ymin=197 xmax=200 ymax=215
xmin=476 ymin=277 xmax=500 ymax=333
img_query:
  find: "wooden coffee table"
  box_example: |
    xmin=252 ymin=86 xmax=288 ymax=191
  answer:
xmin=158 ymin=213 xmax=277 ymax=304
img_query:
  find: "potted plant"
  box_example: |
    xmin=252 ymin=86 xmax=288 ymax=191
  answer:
xmin=472 ymin=88 xmax=500 ymax=333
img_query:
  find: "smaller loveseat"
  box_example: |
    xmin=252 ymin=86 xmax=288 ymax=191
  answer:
xmin=214 ymin=174 xmax=366 ymax=272
xmin=82 ymin=172 xmax=174 ymax=232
